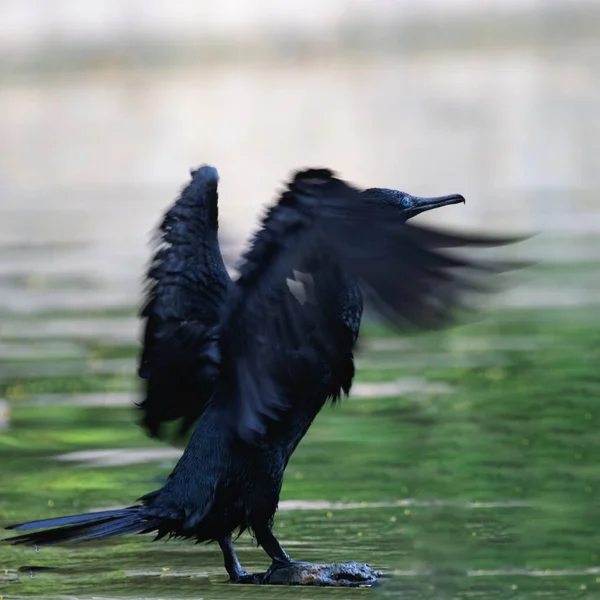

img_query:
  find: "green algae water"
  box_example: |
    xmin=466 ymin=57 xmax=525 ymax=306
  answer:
xmin=2 ymin=296 xmax=600 ymax=599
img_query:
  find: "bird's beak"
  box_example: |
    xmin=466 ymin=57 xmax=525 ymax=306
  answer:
xmin=405 ymin=193 xmax=465 ymax=219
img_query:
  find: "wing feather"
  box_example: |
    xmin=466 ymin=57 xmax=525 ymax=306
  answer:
xmin=138 ymin=166 xmax=231 ymax=438
xmin=218 ymin=169 xmax=526 ymax=442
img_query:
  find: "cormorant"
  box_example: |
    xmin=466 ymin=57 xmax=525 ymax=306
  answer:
xmin=136 ymin=166 xmax=493 ymax=441
xmin=4 ymin=167 xmax=519 ymax=583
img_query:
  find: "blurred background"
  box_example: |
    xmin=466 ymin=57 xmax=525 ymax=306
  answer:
xmin=1 ymin=1 xmax=600 ymax=598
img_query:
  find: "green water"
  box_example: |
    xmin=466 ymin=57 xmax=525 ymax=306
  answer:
xmin=1 ymin=305 xmax=600 ymax=599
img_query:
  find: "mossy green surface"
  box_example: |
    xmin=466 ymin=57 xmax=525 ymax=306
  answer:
xmin=1 ymin=305 xmax=599 ymax=598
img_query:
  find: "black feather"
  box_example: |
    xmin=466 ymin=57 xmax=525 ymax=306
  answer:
xmin=4 ymin=507 xmax=153 ymax=547
xmin=138 ymin=165 xmax=231 ymax=439
xmin=218 ymin=169 xmax=527 ymax=442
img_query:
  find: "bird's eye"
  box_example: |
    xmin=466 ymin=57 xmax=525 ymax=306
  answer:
xmin=401 ymin=198 xmax=412 ymax=207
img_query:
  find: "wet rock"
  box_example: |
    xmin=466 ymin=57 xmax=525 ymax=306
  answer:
xmin=262 ymin=561 xmax=381 ymax=586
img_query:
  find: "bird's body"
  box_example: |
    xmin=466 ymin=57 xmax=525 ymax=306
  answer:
xmin=4 ymin=166 xmax=521 ymax=583
xmin=136 ymin=170 xmax=364 ymax=560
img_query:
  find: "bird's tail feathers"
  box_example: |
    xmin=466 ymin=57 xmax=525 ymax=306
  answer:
xmin=4 ymin=506 xmax=161 ymax=547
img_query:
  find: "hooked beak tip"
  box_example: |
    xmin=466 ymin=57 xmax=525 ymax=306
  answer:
xmin=418 ymin=193 xmax=466 ymax=209
xmin=405 ymin=193 xmax=466 ymax=219
xmin=444 ymin=194 xmax=466 ymax=206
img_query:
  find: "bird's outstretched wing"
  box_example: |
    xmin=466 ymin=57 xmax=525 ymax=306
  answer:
xmin=217 ymin=168 xmax=526 ymax=443
xmin=138 ymin=166 xmax=231 ymax=439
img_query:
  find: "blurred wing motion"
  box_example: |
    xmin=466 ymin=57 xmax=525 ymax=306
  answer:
xmin=138 ymin=166 xmax=231 ymax=438
xmin=218 ymin=168 xmax=526 ymax=442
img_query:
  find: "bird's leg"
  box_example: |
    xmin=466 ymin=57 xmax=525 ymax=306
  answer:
xmin=255 ymin=522 xmax=291 ymax=564
xmin=218 ymin=535 xmax=255 ymax=583
xmin=254 ymin=522 xmax=308 ymax=583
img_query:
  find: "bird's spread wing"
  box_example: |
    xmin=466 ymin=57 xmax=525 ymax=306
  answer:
xmin=138 ymin=166 xmax=231 ymax=438
xmin=218 ymin=168 xmax=526 ymax=443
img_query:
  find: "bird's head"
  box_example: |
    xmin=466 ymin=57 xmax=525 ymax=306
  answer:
xmin=361 ymin=188 xmax=465 ymax=221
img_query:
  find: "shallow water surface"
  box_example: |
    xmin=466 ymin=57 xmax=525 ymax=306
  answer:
xmin=2 ymin=302 xmax=600 ymax=599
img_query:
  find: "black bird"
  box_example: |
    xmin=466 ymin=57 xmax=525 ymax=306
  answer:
xmin=136 ymin=167 xmax=481 ymax=441
xmin=4 ymin=167 xmax=520 ymax=583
